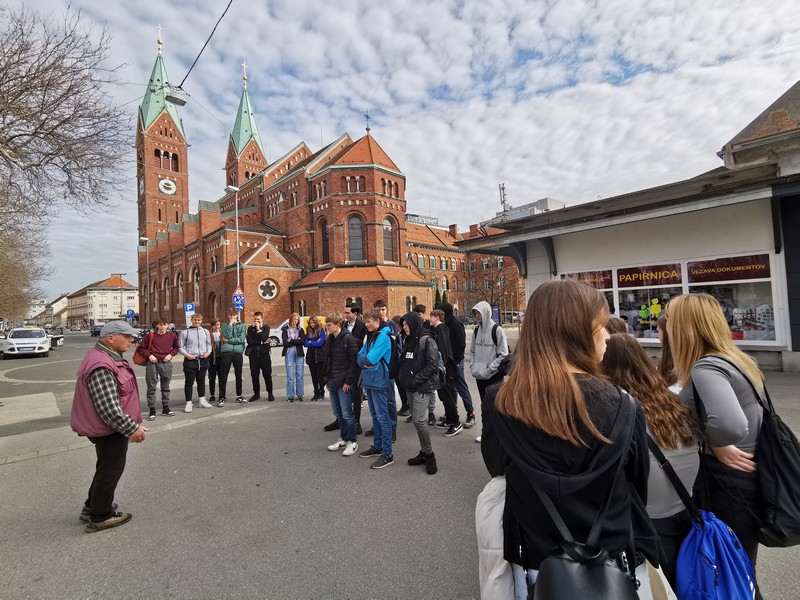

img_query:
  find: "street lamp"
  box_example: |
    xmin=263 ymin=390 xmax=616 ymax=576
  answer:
xmin=139 ymin=237 xmax=150 ymax=326
xmin=225 ymin=184 xmax=241 ymax=317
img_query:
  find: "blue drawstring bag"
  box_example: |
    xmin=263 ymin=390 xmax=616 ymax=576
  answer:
xmin=676 ymin=509 xmax=755 ymax=600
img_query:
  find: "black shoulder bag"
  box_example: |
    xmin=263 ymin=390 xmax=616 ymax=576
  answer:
xmin=530 ymin=391 xmax=639 ymax=600
xmin=693 ymin=355 xmax=800 ymax=547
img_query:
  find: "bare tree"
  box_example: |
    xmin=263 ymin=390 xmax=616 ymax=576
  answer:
xmin=0 ymin=4 xmax=130 ymax=315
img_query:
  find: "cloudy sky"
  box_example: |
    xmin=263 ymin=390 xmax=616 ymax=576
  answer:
xmin=11 ymin=0 xmax=800 ymax=298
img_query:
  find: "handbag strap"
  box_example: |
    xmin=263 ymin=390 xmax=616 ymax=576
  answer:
xmin=531 ymin=388 xmax=637 ymax=550
xmin=645 ymin=434 xmax=702 ymax=524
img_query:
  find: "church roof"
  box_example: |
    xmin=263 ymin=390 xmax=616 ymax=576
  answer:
xmin=230 ymin=87 xmax=263 ymax=156
xmin=724 ymin=80 xmax=800 ymax=147
xmin=327 ymin=134 xmax=401 ymax=173
xmin=139 ymin=53 xmax=185 ymax=138
xmin=405 ymin=223 xmax=459 ymax=250
xmin=292 ymin=265 xmax=428 ymax=288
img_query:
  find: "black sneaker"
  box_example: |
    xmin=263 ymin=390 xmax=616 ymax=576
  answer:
xmin=218 ymin=398 xmax=225 ymax=407
xmin=162 ymin=408 xmax=175 ymax=416
xmin=323 ymin=420 xmax=340 ymax=432
xmin=425 ymin=452 xmax=438 ymax=475
xmin=434 ymin=420 xmax=450 ymax=429
xmin=365 ymin=428 xmax=374 ymax=437
xmin=392 ymin=427 xmax=397 ymax=442
xmin=371 ymin=454 xmax=394 ymax=469
xmin=407 ymin=451 xmax=427 ymax=466
xmin=438 ymin=415 xmax=447 ymax=422
xmin=287 ymin=396 xmax=294 ymax=403
xmin=405 ymin=415 xmax=413 ymax=423
xmin=397 ymin=408 xmax=411 ymax=417
xmin=80 ymin=502 xmax=117 ymax=523
xmin=359 ymin=445 xmax=383 ymax=458
xmin=267 ymin=394 xmax=275 ymax=402
xmin=248 ymin=395 xmax=260 ymax=402
xmin=209 ymin=395 xmax=216 ymax=403
xmin=444 ymin=422 xmax=463 ymax=437
xmin=427 ymin=412 xmax=436 ymax=426
xmin=464 ymin=413 xmax=476 ymax=429
xmin=147 ymin=409 xmax=156 ymax=421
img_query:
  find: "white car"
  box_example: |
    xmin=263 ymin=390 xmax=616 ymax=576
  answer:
xmin=1 ymin=327 xmax=51 ymax=358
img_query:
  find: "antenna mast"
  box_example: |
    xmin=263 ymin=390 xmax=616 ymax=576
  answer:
xmin=499 ymin=183 xmax=509 ymax=212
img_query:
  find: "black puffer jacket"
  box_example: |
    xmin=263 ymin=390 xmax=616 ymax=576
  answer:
xmin=323 ymin=330 xmax=360 ymax=389
xmin=431 ymin=322 xmax=457 ymax=379
xmin=398 ymin=311 xmax=440 ymax=394
xmin=440 ymin=302 xmax=466 ymax=363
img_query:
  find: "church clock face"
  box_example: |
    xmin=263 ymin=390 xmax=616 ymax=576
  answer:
xmin=158 ymin=178 xmax=177 ymax=195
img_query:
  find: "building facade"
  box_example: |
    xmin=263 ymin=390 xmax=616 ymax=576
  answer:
xmin=66 ymin=275 xmax=139 ymax=327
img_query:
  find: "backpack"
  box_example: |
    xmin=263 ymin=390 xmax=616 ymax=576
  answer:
xmin=647 ymin=437 xmax=756 ymax=600
xmin=420 ymin=334 xmax=444 ymax=391
xmin=474 ymin=323 xmax=499 ymax=346
xmin=382 ymin=333 xmax=401 ymax=381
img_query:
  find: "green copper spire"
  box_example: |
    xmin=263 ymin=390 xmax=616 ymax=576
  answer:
xmin=230 ymin=63 xmax=263 ymax=156
xmin=139 ymin=43 xmax=185 ymax=138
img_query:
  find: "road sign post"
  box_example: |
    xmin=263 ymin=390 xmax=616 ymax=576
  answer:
xmin=184 ymin=302 xmax=195 ymax=328
xmin=232 ymin=287 xmax=245 ymax=316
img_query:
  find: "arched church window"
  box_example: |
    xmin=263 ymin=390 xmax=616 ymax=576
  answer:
xmin=319 ymin=219 xmax=329 ymax=264
xmin=382 ymin=218 xmax=395 ymax=262
xmin=175 ymin=271 xmax=184 ymax=307
xmin=348 ymin=216 xmax=364 ymax=261
xmin=171 ymin=154 xmax=179 ymax=172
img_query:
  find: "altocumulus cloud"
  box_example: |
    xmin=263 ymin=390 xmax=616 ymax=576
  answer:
xmin=12 ymin=0 xmax=800 ymax=296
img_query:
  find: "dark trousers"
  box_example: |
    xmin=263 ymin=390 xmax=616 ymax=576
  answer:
xmin=183 ymin=360 xmax=208 ymax=403
xmin=248 ymin=352 xmax=273 ymax=396
xmin=352 ymin=383 xmax=363 ymax=424
xmin=397 ymin=382 xmax=409 ymax=412
xmin=85 ymin=433 xmax=129 ymax=522
xmin=651 ymin=509 xmax=692 ymax=589
xmin=476 ymin=371 xmax=504 ymax=404
xmin=219 ymin=352 xmax=243 ymax=399
xmin=208 ymin=351 xmax=222 ymax=397
xmin=308 ymin=361 xmax=325 ymax=395
xmin=437 ymin=382 xmax=460 ymax=425
xmin=702 ymin=455 xmax=763 ymax=599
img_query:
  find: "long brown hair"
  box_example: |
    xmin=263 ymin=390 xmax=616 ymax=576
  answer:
xmin=306 ymin=315 xmax=321 ymax=335
xmin=606 ymin=317 xmax=628 ymax=334
xmin=666 ymin=294 xmax=763 ymax=388
xmin=495 ymin=279 xmax=611 ymax=446
xmin=657 ymin=315 xmax=677 ymax=386
xmin=601 ymin=334 xmax=699 ymax=450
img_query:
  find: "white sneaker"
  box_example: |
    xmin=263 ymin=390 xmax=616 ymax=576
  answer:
xmin=475 ymin=435 xmax=481 ymax=443
xmin=327 ymin=438 xmax=346 ymax=451
xmin=184 ymin=401 xmax=193 ymax=413
xmin=342 ymin=441 xmax=358 ymax=457
xmin=198 ymin=397 xmax=212 ymax=408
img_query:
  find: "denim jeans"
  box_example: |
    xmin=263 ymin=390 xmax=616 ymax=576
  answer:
xmin=387 ymin=380 xmax=397 ymax=427
xmin=285 ymin=346 xmax=305 ymax=398
xmin=448 ymin=359 xmax=474 ymax=414
xmin=365 ymin=387 xmax=392 ymax=457
xmin=328 ymin=384 xmax=356 ymax=442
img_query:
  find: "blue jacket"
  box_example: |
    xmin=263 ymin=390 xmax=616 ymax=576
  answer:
xmin=357 ymin=324 xmax=392 ymax=389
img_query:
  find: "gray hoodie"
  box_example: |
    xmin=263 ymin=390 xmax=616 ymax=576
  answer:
xmin=469 ymin=301 xmax=509 ymax=380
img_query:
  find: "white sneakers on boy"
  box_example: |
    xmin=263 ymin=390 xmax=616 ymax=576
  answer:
xmin=342 ymin=441 xmax=359 ymax=457
xmin=184 ymin=401 xmax=193 ymax=413
xmin=198 ymin=397 xmax=212 ymax=408
xmin=327 ymin=438 xmax=346 ymax=451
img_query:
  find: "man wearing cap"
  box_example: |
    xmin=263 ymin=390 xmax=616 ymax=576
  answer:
xmin=71 ymin=321 xmax=147 ymax=533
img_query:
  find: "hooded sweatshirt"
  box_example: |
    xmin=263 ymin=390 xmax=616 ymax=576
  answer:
xmin=469 ymin=301 xmax=509 ymax=380
xmin=398 ymin=311 xmax=440 ymax=394
xmin=481 ymin=377 xmax=659 ymax=569
xmin=440 ymin=302 xmax=466 ymax=363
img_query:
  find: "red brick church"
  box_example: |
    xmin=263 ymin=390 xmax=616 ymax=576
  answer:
xmin=137 ymin=45 xmax=524 ymax=326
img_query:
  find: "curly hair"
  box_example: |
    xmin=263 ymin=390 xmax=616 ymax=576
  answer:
xmin=601 ymin=333 xmax=699 ymax=450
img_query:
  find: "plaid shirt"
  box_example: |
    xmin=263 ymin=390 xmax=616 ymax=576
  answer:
xmin=86 ymin=343 xmax=139 ymax=437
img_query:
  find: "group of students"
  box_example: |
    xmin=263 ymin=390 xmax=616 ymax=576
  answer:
xmin=134 ymin=309 xmax=330 ymax=420
xmin=321 ymin=299 xmax=510 ymax=471
xmin=478 ymin=279 xmax=771 ymax=599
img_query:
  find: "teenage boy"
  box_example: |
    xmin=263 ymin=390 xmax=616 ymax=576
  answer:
xmin=136 ymin=317 xmax=179 ymax=421
xmin=440 ymin=302 xmax=476 ymax=428
xmin=323 ymin=314 xmax=360 ymax=456
xmin=366 ymin=299 xmax=399 ymax=439
xmin=356 ymin=309 xmax=394 ymax=469
xmin=398 ymin=311 xmax=439 ymax=474
xmin=179 ymin=313 xmax=213 ymax=412
xmin=429 ymin=309 xmax=462 ymax=436
xmin=219 ymin=308 xmax=246 ymax=404
xmin=470 ymin=301 xmax=509 ymax=402
xmin=324 ymin=304 xmax=366 ymax=434
xmin=246 ymin=312 xmax=275 ymax=402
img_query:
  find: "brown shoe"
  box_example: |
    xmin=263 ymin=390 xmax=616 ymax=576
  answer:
xmin=85 ymin=511 xmax=132 ymax=533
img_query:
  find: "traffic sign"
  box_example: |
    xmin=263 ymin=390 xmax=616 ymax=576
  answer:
xmin=184 ymin=303 xmax=195 ymax=313
xmin=233 ymin=294 xmax=245 ymax=310
xmin=126 ymin=309 xmax=135 ymax=319
xmin=233 ymin=286 xmax=244 ymax=296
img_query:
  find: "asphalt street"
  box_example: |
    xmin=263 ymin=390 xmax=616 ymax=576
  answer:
xmin=1 ymin=332 xmax=798 ymax=599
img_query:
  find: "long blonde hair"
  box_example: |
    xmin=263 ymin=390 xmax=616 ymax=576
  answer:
xmin=495 ymin=279 xmax=611 ymax=447
xmin=602 ymin=334 xmax=699 ymax=450
xmin=666 ymin=293 xmax=763 ymax=387
xmin=288 ymin=312 xmax=301 ymax=328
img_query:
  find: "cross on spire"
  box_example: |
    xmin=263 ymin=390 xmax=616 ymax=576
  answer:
xmin=157 ymin=24 xmax=163 ymax=54
xmin=241 ymin=61 xmax=248 ymax=89
xmin=364 ymin=110 xmax=371 ymax=134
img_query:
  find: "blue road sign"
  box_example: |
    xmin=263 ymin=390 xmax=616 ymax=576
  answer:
xmin=126 ymin=309 xmax=135 ymax=319
xmin=184 ymin=303 xmax=195 ymax=313
xmin=232 ymin=294 xmax=245 ymax=310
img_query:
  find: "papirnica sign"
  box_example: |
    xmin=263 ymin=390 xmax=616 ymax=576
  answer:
xmin=617 ymin=264 xmax=682 ymax=288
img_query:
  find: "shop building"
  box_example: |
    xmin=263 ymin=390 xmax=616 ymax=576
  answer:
xmin=458 ymin=80 xmax=800 ymax=370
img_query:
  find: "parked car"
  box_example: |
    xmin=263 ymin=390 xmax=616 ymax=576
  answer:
xmin=0 ymin=327 xmax=51 ymax=358
xmin=90 ymin=322 xmax=106 ymax=337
